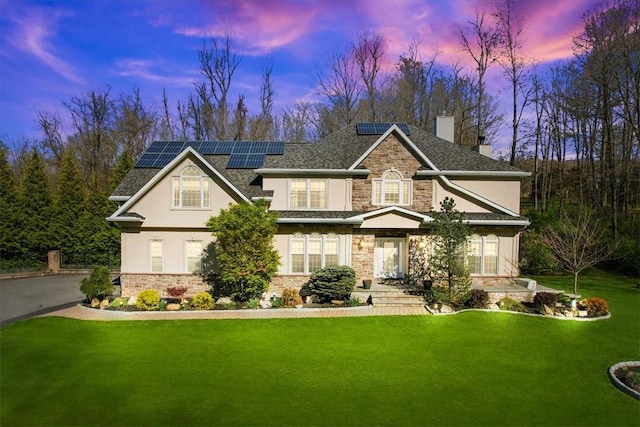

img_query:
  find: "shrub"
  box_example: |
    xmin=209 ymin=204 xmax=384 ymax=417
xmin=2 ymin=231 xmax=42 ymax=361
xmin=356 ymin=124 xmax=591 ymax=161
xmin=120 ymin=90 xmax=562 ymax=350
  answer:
xmin=498 ymin=297 xmax=528 ymax=313
xmin=247 ymin=297 xmax=260 ymax=309
xmin=191 ymin=292 xmax=214 ymax=310
xmin=307 ymin=266 xmax=356 ymax=303
xmin=281 ymin=288 xmax=303 ymax=307
xmin=465 ymin=289 xmax=489 ymax=309
xmin=271 ymin=297 xmax=283 ymax=308
xmin=533 ymin=292 xmax=558 ymax=313
xmin=167 ymin=286 xmax=188 ymax=301
xmin=109 ymin=297 xmax=128 ymax=309
xmin=348 ymin=295 xmax=361 ymax=307
xmin=580 ymin=297 xmax=608 ymax=317
xmin=80 ymin=266 xmax=114 ymax=301
xmin=136 ymin=290 xmax=160 ymax=311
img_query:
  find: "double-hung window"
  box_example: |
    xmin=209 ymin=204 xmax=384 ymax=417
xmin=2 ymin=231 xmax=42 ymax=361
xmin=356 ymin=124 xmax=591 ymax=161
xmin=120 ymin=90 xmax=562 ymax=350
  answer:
xmin=186 ymin=240 xmax=203 ymax=273
xmin=289 ymin=178 xmax=327 ymax=209
xmin=173 ymin=165 xmax=210 ymax=209
xmin=467 ymin=234 xmax=499 ymax=275
xmin=290 ymin=233 xmax=339 ymax=273
xmin=150 ymin=240 xmax=163 ymax=273
xmin=373 ymin=169 xmax=411 ymax=206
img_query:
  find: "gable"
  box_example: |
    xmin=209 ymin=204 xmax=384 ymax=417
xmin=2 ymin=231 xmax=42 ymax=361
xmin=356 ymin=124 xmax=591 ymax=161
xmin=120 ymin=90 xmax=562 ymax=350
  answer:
xmin=359 ymin=211 xmax=424 ymax=229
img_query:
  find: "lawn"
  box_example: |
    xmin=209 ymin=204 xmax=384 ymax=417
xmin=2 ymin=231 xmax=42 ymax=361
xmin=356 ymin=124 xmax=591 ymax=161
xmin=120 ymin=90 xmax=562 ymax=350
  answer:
xmin=1 ymin=269 xmax=639 ymax=426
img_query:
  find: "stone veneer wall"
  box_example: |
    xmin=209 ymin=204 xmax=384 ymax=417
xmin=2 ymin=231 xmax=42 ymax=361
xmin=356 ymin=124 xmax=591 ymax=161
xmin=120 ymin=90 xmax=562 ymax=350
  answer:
xmin=120 ymin=273 xmax=210 ymax=298
xmin=352 ymin=134 xmax=432 ymax=211
xmin=351 ymin=233 xmax=375 ymax=281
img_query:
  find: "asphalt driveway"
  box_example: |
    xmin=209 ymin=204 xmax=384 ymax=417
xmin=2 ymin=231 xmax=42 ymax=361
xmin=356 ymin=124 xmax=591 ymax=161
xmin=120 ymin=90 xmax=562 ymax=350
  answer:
xmin=0 ymin=274 xmax=91 ymax=326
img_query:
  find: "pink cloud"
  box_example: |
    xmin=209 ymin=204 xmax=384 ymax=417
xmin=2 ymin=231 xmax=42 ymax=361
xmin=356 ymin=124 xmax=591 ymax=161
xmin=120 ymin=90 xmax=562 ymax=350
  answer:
xmin=113 ymin=58 xmax=197 ymax=87
xmin=7 ymin=6 xmax=84 ymax=84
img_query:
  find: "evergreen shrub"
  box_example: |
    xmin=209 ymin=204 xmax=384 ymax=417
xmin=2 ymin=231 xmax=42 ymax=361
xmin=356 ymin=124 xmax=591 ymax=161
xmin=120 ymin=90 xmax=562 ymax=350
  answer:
xmin=191 ymin=292 xmax=214 ymax=310
xmin=307 ymin=266 xmax=356 ymax=303
xmin=281 ymin=288 xmax=302 ymax=307
xmin=135 ymin=290 xmax=160 ymax=311
xmin=465 ymin=289 xmax=489 ymax=308
xmin=80 ymin=266 xmax=114 ymax=301
xmin=533 ymin=292 xmax=558 ymax=313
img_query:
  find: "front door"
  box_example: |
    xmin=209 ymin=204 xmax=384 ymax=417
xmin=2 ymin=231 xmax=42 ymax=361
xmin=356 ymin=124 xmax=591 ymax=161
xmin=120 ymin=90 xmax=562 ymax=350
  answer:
xmin=374 ymin=238 xmax=405 ymax=279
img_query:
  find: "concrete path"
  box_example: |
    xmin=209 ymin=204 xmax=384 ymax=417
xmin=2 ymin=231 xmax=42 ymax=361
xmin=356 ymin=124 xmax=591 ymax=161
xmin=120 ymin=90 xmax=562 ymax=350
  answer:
xmin=0 ymin=273 xmax=88 ymax=326
xmin=40 ymin=304 xmax=428 ymax=321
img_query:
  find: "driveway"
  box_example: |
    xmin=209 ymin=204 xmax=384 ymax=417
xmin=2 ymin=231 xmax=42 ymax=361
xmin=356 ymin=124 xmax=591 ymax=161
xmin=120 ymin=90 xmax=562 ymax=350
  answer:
xmin=0 ymin=274 xmax=91 ymax=326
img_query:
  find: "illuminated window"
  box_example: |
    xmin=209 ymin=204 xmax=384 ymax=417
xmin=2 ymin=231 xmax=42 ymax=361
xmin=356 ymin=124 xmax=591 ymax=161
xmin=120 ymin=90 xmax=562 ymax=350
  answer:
xmin=373 ymin=169 xmax=411 ymax=206
xmin=467 ymin=234 xmax=499 ymax=275
xmin=172 ymin=166 xmax=210 ymax=209
xmin=289 ymin=233 xmax=340 ymax=274
xmin=289 ymin=178 xmax=327 ymax=209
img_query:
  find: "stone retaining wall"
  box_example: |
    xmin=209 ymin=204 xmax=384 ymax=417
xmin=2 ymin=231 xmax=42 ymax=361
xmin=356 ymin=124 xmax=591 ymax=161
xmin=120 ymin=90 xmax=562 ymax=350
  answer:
xmin=120 ymin=273 xmax=210 ymax=298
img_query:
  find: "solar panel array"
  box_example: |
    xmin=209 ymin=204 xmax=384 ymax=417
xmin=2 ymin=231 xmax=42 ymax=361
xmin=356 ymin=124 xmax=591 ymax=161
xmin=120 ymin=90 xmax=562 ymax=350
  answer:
xmin=356 ymin=122 xmax=410 ymax=136
xmin=134 ymin=140 xmax=285 ymax=169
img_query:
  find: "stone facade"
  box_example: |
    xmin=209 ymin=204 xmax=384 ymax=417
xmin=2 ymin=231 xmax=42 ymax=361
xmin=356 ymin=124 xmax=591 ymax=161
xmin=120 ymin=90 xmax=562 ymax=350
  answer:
xmin=120 ymin=273 xmax=210 ymax=298
xmin=352 ymin=134 xmax=432 ymax=211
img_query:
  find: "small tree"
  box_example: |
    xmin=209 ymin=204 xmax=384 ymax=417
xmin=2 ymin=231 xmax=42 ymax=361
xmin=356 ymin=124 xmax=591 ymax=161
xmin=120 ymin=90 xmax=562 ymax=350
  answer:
xmin=541 ymin=207 xmax=617 ymax=295
xmin=79 ymin=266 xmax=114 ymax=301
xmin=206 ymin=200 xmax=280 ymax=301
xmin=430 ymin=198 xmax=472 ymax=307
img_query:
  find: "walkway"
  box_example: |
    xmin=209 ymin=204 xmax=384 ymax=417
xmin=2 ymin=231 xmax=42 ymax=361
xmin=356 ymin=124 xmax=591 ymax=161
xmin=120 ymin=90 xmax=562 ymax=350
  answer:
xmin=39 ymin=303 xmax=428 ymax=321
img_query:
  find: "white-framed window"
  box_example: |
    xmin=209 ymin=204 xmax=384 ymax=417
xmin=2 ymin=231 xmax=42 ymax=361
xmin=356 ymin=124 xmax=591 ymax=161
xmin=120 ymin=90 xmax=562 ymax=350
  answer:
xmin=172 ymin=165 xmax=210 ymax=209
xmin=467 ymin=234 xmax=499 ymax=275
xmin=289 ymin=178 xmax=327 ymax=209
xmin=290 ymin=233 xmax=340 ymax=273
xmin=186 ymin=240 xmax=203 ymax=273
xmin=150 ymin=240 xmax=163 ymax=273
xmin=372 ymin=169 xmax=411 ymax=206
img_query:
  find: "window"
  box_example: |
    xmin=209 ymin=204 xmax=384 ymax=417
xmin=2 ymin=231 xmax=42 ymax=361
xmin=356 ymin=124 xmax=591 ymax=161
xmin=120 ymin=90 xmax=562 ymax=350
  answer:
xmin=150 ymin=240 xmax=163 ymax=273
xmin=467 ymin=234 xmax=499 ymax=275
xmin=172 ymin=165 xmax=210 ymax=209
xmin=289 ymin=178 xmax=327 ymax=209
xmin=186 ymin=240 xmax=203 ymax=273
xmin=373 ymin=169 xmax=411 ymax=206
xmin=290 ymin=233 xmax=340 ymax=273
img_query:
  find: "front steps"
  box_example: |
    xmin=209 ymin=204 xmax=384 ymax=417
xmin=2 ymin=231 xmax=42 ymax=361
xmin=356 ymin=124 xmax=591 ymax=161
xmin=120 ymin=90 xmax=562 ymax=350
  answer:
xmin=352 ymin=283 xmax=426 ymax=308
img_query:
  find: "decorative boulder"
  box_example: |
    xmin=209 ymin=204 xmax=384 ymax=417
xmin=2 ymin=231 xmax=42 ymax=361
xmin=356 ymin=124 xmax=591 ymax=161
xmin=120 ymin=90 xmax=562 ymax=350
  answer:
xmin=440 ymin=304 xmax=454 ymax=313
xmin=578 ymin=310 xmax=588 ymax=317
xmin=260 ymin=297 xmax=272 ymax=309
xmin=99 ymin=299 xmax=109 ymax=309
xmin=543 ymin=304 xmax=555 ymax=316
xmin=554 ymin=312 xmax=565 ymax=318
xmin=166 ymin=303 xmax=181 ymax=311
xmin=488 ymin=303 xmax=500 ymax=311
xmin=331 ymin=300 xmax=345 ymax=306
xmin=90 ymin=298 xmax=100 ymax=308
xmin=127 ymin=296 xmax=137 ymax=306
xmin=217 ymin=297 xmax=233 ymax=305
xmin=563 ymin=310 xmax=574 ymax=318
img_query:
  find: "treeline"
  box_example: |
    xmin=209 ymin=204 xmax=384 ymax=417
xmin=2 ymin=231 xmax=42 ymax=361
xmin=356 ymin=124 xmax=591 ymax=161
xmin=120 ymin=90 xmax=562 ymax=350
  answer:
xmin=1 ymin=0 xmax=637 ymax=275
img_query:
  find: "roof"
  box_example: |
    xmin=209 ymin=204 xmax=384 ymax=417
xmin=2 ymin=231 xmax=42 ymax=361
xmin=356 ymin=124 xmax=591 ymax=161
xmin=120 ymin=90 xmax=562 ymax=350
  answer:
xmin=111 ymin=123 xmax=527 ymax=221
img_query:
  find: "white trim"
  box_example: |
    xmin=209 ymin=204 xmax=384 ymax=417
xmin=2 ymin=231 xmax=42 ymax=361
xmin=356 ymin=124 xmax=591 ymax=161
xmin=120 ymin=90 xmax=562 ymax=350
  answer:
xmin=464 ymin=219 xmax=530 ymax=226
xmin=108 ymin=196 xmax=131 ymax=202
xmin=416 ymin=170 xmax=531 ymax=178
xmin=289 ymin=233 xmax=341 ymax=274
xmin=467 ymin=234 xmax=499 ymax=276
xmin=256 ymin=168 xmax=371 ymax=176
xmin=105 ymin=216 xmax=143 ymax=222
xmin=288 ymin=178 xmax=328 ymax=210
xmin=347 ymin=125 xmax=521 ymax=217
xmin=350 ymin=206 xmax=434 ymax=223
xmin=277 ymin=217 xmax=363 ymax=224
xmin=251 ymin=196 xmax=273 ymax=202
xmin=372 ymin=168 xmax=412 ymax=206
xmin=185 ymin=240 xmax=203 ymax=274
xmin=108 ymin=147 xmax=249 ymax=221
xmin=150 ymin=239 xmax=163 ymax=273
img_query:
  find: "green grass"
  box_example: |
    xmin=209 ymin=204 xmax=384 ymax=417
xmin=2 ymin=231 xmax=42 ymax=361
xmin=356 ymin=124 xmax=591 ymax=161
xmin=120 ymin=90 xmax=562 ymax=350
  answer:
xmin=2 ymin=269 xmax=639 ymax=426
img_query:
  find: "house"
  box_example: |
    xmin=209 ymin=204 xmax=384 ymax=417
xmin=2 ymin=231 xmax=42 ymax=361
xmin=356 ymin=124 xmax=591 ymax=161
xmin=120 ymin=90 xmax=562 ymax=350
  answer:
xmin=108 ymin=120 xmax=530 ymax=298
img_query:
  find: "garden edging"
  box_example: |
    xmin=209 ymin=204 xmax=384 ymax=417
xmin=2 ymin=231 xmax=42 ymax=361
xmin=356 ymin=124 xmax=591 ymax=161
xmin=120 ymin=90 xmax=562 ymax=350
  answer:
xmin=424 ymin=305 xmax=611 ymax=321
xmin=608 ymin=361 xmax=640 ymax=400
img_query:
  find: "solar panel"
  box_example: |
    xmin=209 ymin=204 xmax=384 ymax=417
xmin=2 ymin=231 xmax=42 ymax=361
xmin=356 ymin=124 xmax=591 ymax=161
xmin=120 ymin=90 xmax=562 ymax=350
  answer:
xmin=226 ymin=153 xmax=266 ymax=169
xmin=135 ymin=153 xmax=161 ymax=168
xmin=356 ymin=122 xmax=410 ymax=135
xmin=145 ymin=141 xmax=166 ymax=153
xmin=266 ymin=141 xmax=285 ymax=154
xmin=162 ymin=143 xmax=185 ymax=154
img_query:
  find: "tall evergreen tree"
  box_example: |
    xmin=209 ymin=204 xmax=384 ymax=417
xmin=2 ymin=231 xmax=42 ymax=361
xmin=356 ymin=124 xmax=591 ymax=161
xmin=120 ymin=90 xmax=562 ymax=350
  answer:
xmin=0 ymin=143 xmax=21 ymax=261
xmin=21 ymin=149 xmax=53 ymax=262
xmin=53 ymin=148 xmax=85 ymax=265
xmin=80 ymin=176 xmax=120 ymax=267
xmin=110 ymin=148 xmax=134 ymax=192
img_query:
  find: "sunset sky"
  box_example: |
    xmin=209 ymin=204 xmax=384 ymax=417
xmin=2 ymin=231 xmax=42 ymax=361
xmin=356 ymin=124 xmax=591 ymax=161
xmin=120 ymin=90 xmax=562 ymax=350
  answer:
xmin=0 ymin=0 xmax=599 ymax=153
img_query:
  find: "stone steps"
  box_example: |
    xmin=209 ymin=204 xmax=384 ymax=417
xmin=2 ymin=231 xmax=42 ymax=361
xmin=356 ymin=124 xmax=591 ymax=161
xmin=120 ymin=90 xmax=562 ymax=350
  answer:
xmin=353 ymin=287 xmax=425 ymax=308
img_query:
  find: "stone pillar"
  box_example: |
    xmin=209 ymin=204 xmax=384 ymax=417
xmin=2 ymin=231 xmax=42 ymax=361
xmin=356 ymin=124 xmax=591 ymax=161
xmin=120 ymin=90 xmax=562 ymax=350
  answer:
xmin=48 ymin=250 xmax=61 ymax=273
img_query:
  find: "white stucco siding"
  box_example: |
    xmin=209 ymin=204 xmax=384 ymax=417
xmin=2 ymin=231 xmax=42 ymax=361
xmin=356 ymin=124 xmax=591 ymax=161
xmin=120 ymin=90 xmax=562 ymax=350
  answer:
xmin=127 ymin=160 xmax=237 ymax=228
xmin=432 ymin=180 xmax=491 ymax=213
xmin=449 ymin=178 xmax=521 ymax=214
xmin=360 ymin=213 xmax=422 ymax=229
xmin=121 ymin=230 xmax=213 ymax=274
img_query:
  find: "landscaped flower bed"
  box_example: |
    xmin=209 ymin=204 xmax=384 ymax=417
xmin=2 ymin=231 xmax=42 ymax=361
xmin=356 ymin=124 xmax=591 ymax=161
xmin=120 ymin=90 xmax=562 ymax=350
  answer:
xmin=609 ymin=361 xmax=640 ymax=400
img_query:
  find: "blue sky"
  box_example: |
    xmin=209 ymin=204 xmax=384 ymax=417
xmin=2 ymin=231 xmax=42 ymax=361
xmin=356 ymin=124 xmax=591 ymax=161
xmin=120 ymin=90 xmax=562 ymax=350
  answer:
xmin=0 ymin=0 xmax=597 ymax=153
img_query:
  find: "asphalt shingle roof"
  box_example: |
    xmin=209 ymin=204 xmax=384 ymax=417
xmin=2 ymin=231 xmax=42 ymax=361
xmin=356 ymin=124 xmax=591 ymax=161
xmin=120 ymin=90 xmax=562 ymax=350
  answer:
xmin=112 ymin=123 xmax=524 ymax=200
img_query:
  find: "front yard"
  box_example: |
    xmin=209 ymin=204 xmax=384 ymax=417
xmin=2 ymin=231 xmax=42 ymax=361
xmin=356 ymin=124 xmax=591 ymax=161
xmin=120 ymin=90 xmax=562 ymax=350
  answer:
xmin=1 ymin=269 xmax=638 ymax=426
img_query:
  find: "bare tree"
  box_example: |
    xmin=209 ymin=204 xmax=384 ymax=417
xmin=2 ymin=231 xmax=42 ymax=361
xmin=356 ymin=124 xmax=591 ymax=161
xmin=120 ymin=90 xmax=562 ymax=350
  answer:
xmin=249 ymin=58 xmax=276 ymax=139
xmin=493 ymin=0 xmax=535 ymax=165
xmin=37 ymin=111 xmax=65 ymax=167
xmin=197 ymin=34 xmax=242 ymax=139
xmin=353 ymin=33 xmax=386 ymax=121
xmin=542 ymin=207 xmax=618 ymax=294
xmin=282 ymin=102 xmax=316 ymax=142
xmin=460 ymin=7 xmax=502 ymax=142
xmin=113 ymin=87 xmax=158 ymax=159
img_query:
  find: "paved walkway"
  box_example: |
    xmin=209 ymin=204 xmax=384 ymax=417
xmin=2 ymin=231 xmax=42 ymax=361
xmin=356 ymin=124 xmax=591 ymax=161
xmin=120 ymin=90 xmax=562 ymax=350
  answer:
xmin=40 ymin=304 xmax=428 ymax=321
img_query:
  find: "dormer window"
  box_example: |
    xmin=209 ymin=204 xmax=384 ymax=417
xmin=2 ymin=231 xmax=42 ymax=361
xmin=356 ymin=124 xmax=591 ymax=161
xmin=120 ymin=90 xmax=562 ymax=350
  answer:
xmin=373 ymin=169 xmax=411 ymax=206
xmin=172 ymin=165 xmax=210 ymax=209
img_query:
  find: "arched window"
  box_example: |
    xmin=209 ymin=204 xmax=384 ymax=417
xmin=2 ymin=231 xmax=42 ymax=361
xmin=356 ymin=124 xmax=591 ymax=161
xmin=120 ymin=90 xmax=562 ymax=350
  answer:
xmin=172 ymin=165 xmax=210 ymax=208
xmin=372 ymin=169 xmax=411 ymax=206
